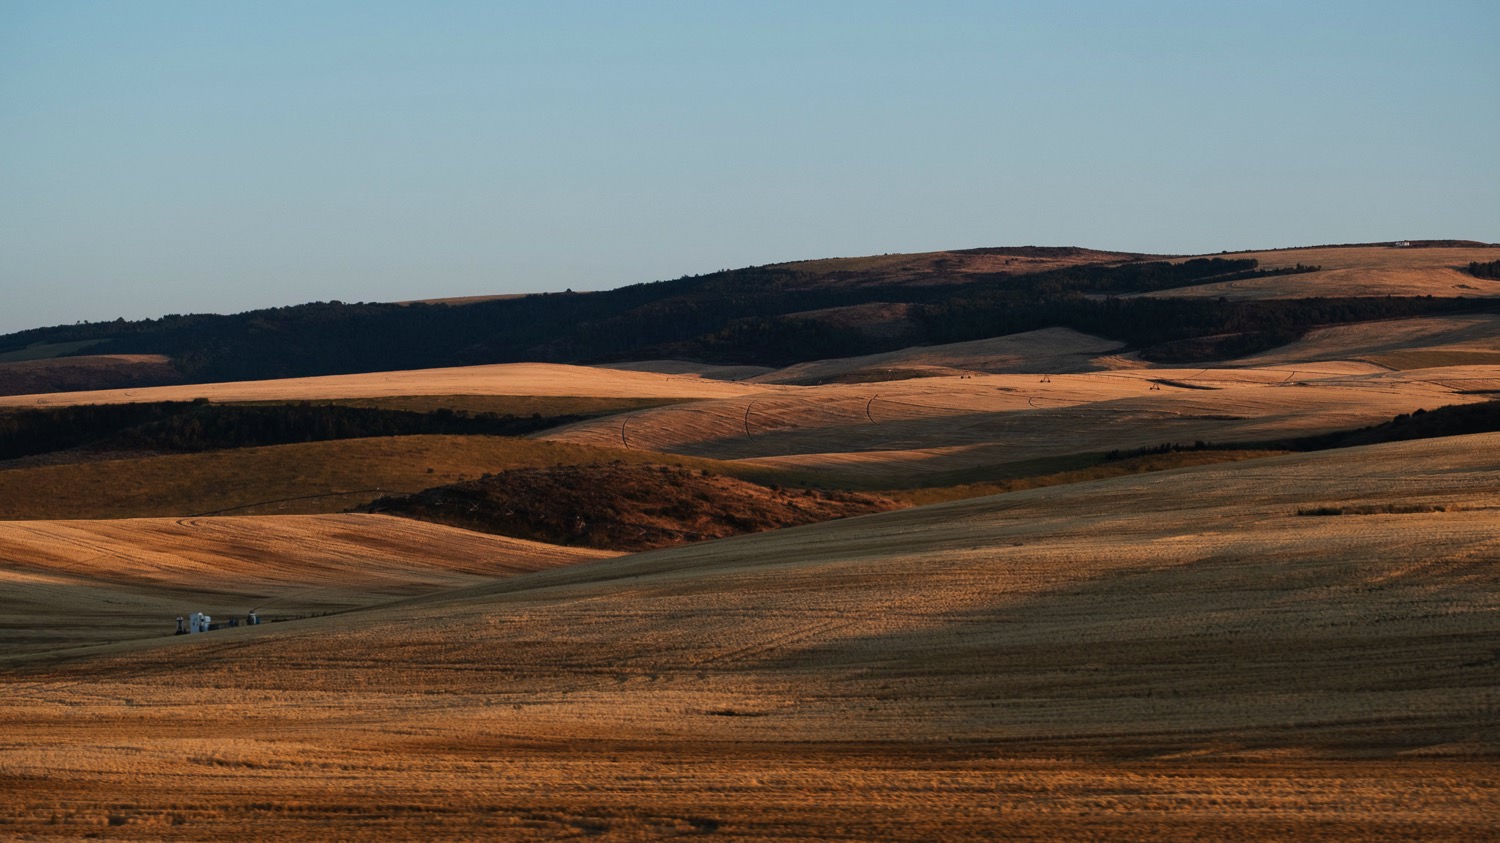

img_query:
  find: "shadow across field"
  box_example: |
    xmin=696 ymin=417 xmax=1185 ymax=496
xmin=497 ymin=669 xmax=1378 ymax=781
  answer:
xmin=752 ymin=545 xmax=1500 ymax=754
xmin=3 ymin=436 xmax=1499 ymax=839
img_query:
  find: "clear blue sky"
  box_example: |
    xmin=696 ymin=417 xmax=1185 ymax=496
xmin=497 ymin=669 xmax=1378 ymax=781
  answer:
xmin=2 ymin=1 xmax=1496 ymax=334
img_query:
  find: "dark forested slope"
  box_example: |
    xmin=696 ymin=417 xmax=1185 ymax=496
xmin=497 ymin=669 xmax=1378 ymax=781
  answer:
xmin=3 ymin=246 xmax=1495 ymax=390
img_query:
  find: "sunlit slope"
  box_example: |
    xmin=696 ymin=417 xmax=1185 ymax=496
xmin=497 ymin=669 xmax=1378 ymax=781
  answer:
xmin=604 ymin=313 xmax=1500 ymax=386
xmin=1233 ymin=314 xmax=1500 ymax=370
xmin=1156 ymin=243 xmax=1500 ymax=300
xmin=0 ymin=513 xmax=613 ymax=660
xmin=0 ymin=361 xmax=776 ymax=408
xmin=544 ymin=365 xmax=1499 ymax=482
xmin=15 ymin=432 xmax=1499 ymax=747
xmin=395 ymin=431 xmax=1500 ymax=748
xmin=4 ymin=434 xmax=1496 ymax=838
xmin=749 ymin=327 xmax=1125 ymax=382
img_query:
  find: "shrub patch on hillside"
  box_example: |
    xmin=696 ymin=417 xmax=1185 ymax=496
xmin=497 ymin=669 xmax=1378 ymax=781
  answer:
xmin=368 ymin=463 xmax=901 ymax=551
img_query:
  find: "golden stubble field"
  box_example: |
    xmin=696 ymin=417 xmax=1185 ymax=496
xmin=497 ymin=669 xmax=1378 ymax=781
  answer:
xmin=545 ymin=355 xmax=1500 ymax=484
xmin=1235 ymin=314 xmax=1500 ymax=370
xmin=2 ymin=434 xmax=1497 ymax=840
xmin=3 ymin=302 xmax=1500 ymax=839
xmin=0 ymin=514 xmax=614 ymax=661
xmin=1157 ymin=243 xmax=1500 ymax=300
xmin=0 ymin=361 xmax=778 ymax=409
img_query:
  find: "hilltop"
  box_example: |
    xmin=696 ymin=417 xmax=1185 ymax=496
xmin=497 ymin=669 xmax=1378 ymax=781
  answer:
xmin=2 ymin=241 xmax=1497 ymax=394
xmin=2 ymin=238 xmax=1499 ymax=839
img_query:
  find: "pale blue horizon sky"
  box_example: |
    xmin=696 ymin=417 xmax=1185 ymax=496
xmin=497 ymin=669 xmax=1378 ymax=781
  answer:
xmin=2 ymin=1 xmax=1497 ymax=334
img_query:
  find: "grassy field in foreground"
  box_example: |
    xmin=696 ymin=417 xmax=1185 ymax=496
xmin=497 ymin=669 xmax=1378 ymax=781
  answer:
xmin=1 ymin=747 xmax=1488 ymax=841
xmin=3 ymin=433 xmax=1497 ymax=839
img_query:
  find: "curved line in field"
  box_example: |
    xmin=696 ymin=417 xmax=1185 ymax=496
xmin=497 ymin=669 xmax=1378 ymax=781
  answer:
xmin=191 ymin=489 xmax=390 ymax=517
xmin=869 ymin=397 xmax=1022 ymax=415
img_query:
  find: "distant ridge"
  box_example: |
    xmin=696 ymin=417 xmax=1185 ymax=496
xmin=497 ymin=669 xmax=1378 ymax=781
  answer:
xmin=2 ymin=242 xmax=1497 ymax=395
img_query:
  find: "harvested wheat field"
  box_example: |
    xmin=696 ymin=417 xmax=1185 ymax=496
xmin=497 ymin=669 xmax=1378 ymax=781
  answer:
xmin=0 ymin=362 xmax=778 ymax=408
xmin=0 ymin=514 xmax=613 ymax=661
xmin=1154 ymin=243 xmax=1500 ymax=300
xmin=748 ymin=327 xmax=1126 ymax=383
xmin=545 ymin=362 xmax=1499 ymax=483
xmin=1233 ymin=315 xmax=1500 ymax=371
xmin=2 ymin=434 xmax=1497 ymax=839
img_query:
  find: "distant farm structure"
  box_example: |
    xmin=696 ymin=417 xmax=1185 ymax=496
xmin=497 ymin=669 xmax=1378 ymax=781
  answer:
xmin=175 ymin=611 xmax=259 ymax=635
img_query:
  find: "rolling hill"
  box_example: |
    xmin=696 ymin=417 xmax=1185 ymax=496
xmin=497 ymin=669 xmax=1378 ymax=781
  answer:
xmin=0 ymin=435 xmax=776 ymax=521
xmin=542 ymin=357 xmax=1497 ymax=485
xmin=1151 ymin=243 xmax=1500 ymax=300
xmin=368 ymin=462 xmax=899 ymax=551
xmin=0 ymin=353 xmax=180 ymax=397
xmin=2 ymin=433 xmax=1495 ymax=839
xmin=0 ymin=361 xmax=772 ymax=408
xmin=2 ymin=242 xmax=1497 ymax=394
xmin=0 ymin=514 xmax=613 ymax=661
xmin=2 ymin=239 xmax=1499 ymax=839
